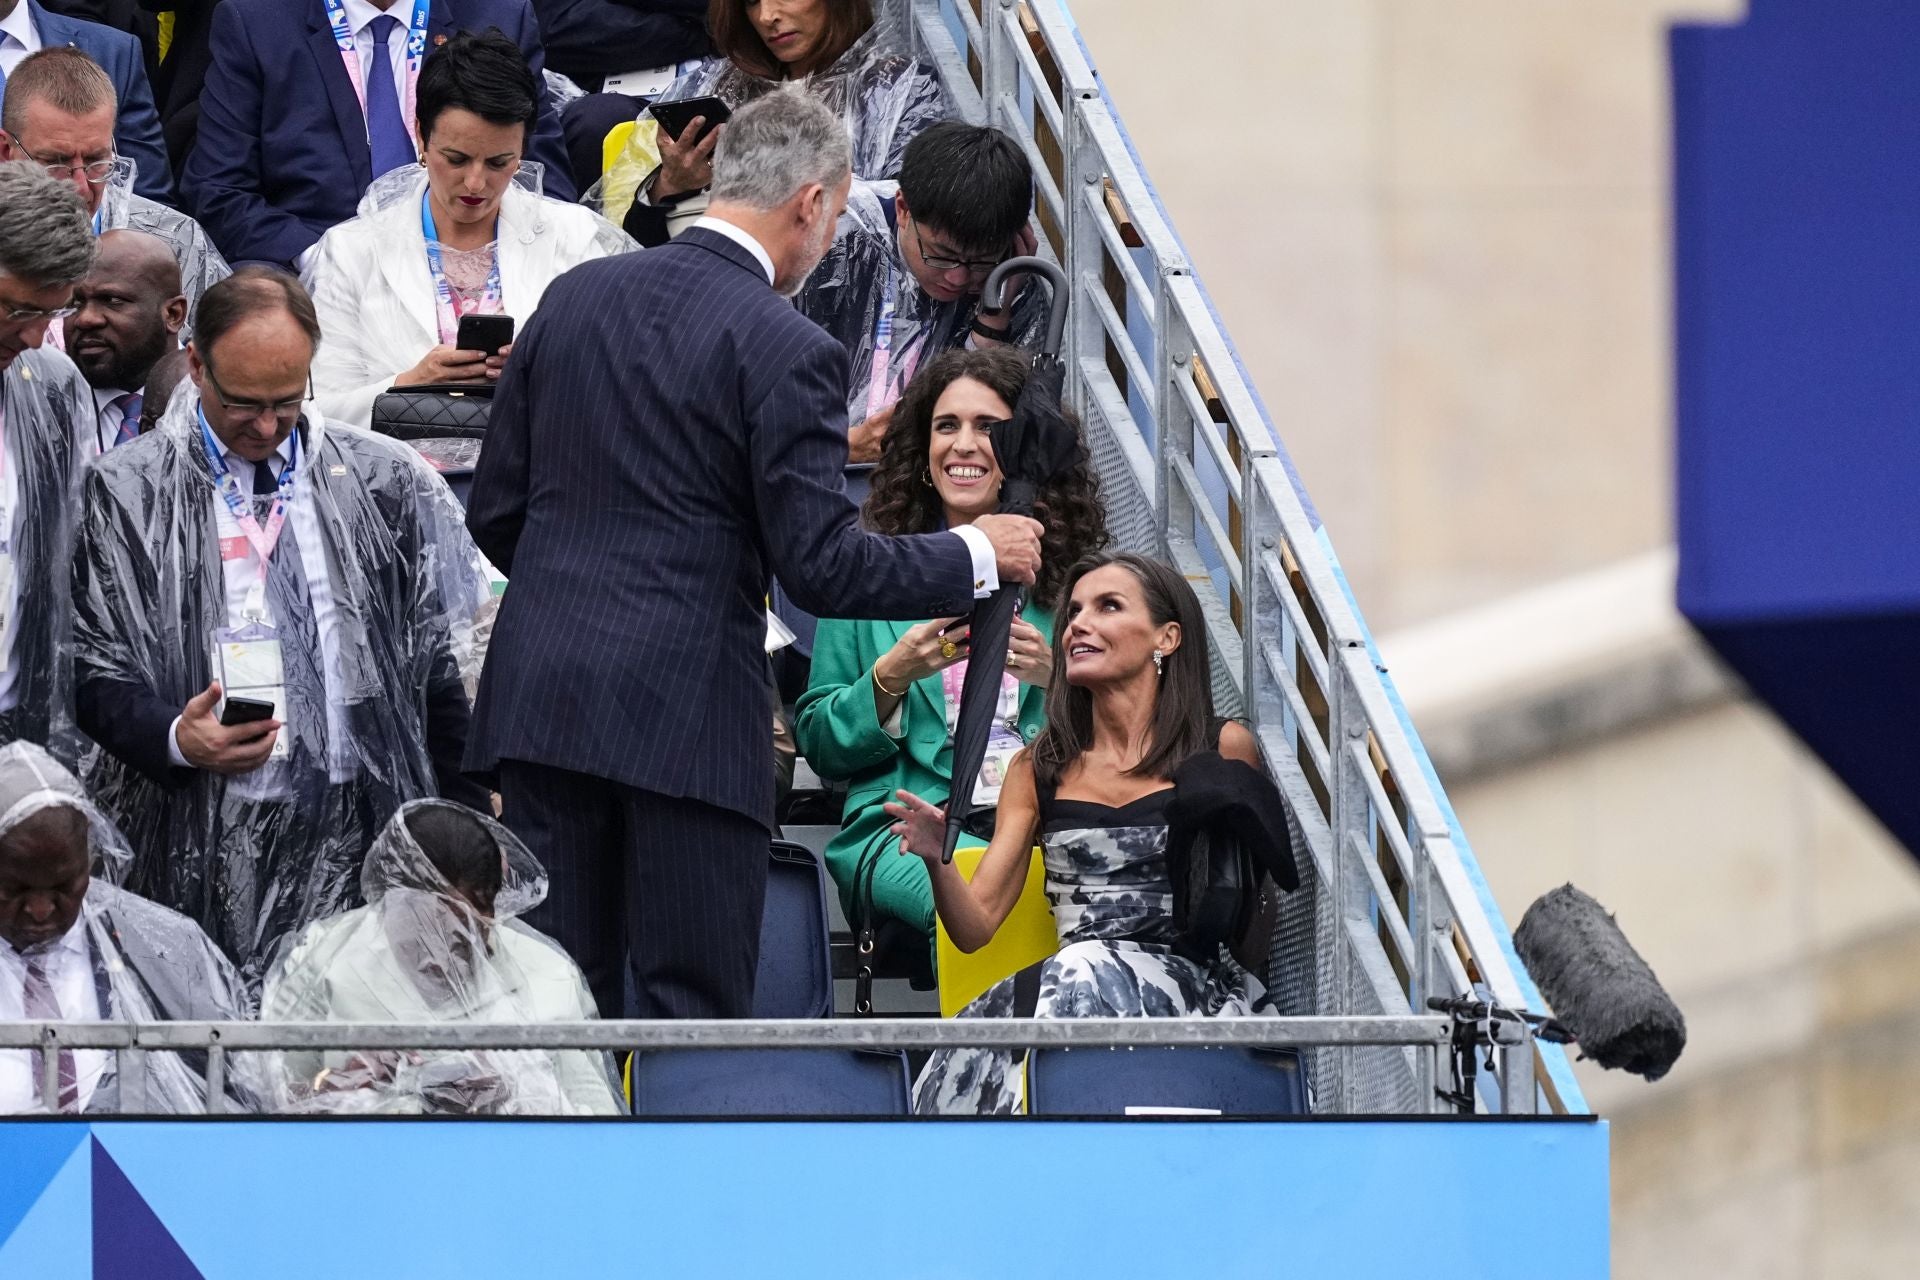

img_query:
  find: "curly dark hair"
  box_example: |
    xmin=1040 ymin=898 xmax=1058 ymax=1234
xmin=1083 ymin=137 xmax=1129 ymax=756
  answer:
xmin=863 ymin=347 xmax=1109 ymax=608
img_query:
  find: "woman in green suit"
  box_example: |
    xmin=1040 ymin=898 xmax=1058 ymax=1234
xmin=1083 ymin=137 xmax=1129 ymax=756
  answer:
xmin=796 ymin=348 xmax=1110 ymax=942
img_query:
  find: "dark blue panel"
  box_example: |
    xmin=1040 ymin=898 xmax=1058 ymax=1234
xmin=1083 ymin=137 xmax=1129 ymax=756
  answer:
xmin=1673 ymin=1 xmax=1920 ymax=622
xmin=91 ymin=1138 xmax=201 ymax=1280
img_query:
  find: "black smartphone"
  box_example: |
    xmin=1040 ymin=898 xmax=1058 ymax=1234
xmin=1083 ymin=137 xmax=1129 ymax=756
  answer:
xmin=648 ymin=95 xmax=732 ymax=147
xmin=455 ymin=313 xmax=514 ymax=356
xmin=219 ymin=695 xmax=277 ymax=728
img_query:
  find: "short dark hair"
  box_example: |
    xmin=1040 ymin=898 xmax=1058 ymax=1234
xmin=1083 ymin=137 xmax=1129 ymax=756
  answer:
xmin=1029 ymin=552 xmax=1215 ymax=789
xmin=192 ymin=267 xmax=322 ymax=358
xmin=414 ymin=29 xmax=539 ymax=144
xmin=708 ymin=0 xmax=872 ymax=80
xmin=898 ymin=123 xmax=1032 ymax=254
xmin=404 ymin=804 xmax=505 ymax=906
xmin=1 ymin=47 xmax=115 ymax=137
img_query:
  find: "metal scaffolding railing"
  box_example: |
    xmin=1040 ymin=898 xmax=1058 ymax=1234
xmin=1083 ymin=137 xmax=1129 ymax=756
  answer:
xmin=901 ymin=0 xmax=1586 ymax=1116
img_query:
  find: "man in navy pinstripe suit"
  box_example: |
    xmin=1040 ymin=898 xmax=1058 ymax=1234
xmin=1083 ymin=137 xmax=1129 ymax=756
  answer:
xmin=464 ymin=90 xmax=1044 ymax=1019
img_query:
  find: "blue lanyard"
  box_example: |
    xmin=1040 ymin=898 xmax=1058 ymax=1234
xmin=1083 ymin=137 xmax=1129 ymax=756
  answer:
xmin=323 ymin=0 xmax=430 ymax=145
xmin=420 ymin=192 xmax=503 ymax=346
xmin=197 ymin=407 xmax=300 ymax=575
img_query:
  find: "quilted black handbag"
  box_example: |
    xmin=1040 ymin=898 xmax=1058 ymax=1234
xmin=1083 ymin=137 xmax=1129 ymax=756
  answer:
xmin=370 ymin=382 xmax=492 ymax=441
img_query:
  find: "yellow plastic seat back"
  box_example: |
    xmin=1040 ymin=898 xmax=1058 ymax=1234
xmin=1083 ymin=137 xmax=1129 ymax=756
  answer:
xmin=936 ymin=845 xmax=1058 ymax=1018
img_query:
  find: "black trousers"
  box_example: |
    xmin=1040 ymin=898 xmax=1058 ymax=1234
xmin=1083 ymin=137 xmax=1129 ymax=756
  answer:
xmin=499 ymin=759 xmax=767 ymax=1020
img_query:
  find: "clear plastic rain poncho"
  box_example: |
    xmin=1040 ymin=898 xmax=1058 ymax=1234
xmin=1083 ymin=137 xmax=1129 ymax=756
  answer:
xmin=302 ymin=163 xmax=638 ymax=430
xmin=260 ymin=799 xmax=624 ymax=1116
xmin=97 ymin=158 xmax=232 ymax=338
xmin=0 ymin=348 xmax=90 ymax=763
xmin=797 ymin=178 xmax=1048 ymax=425
xmin=588 ymin=12 xmax=948 ymax=227
xmin=0 ymin=742 xmax=263 ymax=1115
xmin=70 ymin=386 xmax=492 ymax=993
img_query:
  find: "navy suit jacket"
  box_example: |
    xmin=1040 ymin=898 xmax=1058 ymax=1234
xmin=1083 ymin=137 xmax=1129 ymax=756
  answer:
xmin=465 ymin=227 xmax=976 ymax=828
xmin=31 ymin=1 xmax=173 ymax=204
xmin=529 ymin=0 xmax=706 ymax=88
xmin=182 ymin=0 xmax=574 ymax=268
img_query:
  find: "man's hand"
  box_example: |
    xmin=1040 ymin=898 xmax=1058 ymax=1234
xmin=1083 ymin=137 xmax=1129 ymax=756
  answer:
xmin=972 ymin=513 xmax=1043 ymax=586
xmin=972 ymin=225 xmax=1041 ymax=345
xmin=175 ymin=681 xmax=279 ymax=774
xmin=847 ymin=403 xmax=894 ymax=465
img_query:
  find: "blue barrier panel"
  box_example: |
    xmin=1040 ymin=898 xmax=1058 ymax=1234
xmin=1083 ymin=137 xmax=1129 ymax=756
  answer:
xmin=1672 ymin=0 xmax=1920 ymax=855
xmin=0 ymin=1118 xmax=1608 ymax=1277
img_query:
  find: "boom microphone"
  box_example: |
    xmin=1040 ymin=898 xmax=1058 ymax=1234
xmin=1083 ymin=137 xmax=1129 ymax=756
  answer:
xmin=1513 ymin=883 xmax=1687 ymax=1082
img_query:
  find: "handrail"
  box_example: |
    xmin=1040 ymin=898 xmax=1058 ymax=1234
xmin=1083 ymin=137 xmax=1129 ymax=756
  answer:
xmin=902 ymin=0 xmax=1584 ymax=1116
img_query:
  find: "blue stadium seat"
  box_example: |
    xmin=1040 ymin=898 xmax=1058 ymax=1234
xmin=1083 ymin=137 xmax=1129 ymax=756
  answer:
xmin=756 ymin=840 xmax=834 ymax=1019
xmin=1027 ymin=1047 xmax=1309 ymax=1116
xmin=629 ymin=1049 xmax=913 ymax=1116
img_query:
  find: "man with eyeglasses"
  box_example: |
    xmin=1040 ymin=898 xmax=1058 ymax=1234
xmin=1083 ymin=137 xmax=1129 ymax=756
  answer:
xmin=71 ymin=267 xmax=494 ymax=989
xmin=0 ymin=160 xmax=96 ymax=753
xmin=0 ymin=0 xmax=171 ymax=202
xmin=0 ymin=47 xmax=228 ymax=334
xmin=794 ymin=122 xmax=1045 ymax=468
xmin=66 ymin=229 xmax=185 ymax=456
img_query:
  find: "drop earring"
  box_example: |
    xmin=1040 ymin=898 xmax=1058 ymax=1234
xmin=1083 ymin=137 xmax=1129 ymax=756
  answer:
xmin=1152 ymin=649 xmax=1165 ymax=676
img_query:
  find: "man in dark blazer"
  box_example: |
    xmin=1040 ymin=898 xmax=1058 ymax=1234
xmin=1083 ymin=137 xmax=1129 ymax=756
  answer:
xmin=181 ymin=0 xmax=573 ymax=270
xmin=465 ymin=90 xmax=1045 ymax=1021
xmin=8 ymin=0 xmax=172 ymax=202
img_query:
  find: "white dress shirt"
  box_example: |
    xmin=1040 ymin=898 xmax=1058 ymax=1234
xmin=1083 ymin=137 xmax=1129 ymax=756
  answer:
xmin=88 ymin=385 xmax=136 ymax=459
xmin=167 ymin=427 xmax=357 ymax=783
xmin=341 ymin=0 xmax=422 ymax=100
xmin=0 ymin=917 xmax=108 ymax=1115
xmin=688 ymin=216 xmax=999 ymax=599
xmin=0 ymin=2 xmax=43 ymax=78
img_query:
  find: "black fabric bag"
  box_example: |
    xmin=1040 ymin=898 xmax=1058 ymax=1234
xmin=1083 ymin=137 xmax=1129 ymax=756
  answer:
xmin=370 ymin=383 xmax=492 ymax=441
xmin=1166 ymin=751 xmax=1301 ymax=958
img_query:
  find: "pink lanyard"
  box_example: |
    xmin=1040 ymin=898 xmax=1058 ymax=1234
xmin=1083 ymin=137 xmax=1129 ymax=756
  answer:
xmin=198 ymin=409 xmax=296 ymax=598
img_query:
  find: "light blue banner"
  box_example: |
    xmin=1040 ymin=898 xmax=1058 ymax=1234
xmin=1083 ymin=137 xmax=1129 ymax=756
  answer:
xmin=0 ymin=1117 xmax=1608 ymax=1277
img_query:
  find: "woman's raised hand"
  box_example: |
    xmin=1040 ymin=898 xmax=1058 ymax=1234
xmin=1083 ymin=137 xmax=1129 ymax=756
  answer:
xmin=884 ymin=790 xmax=949 ymax=863
xmin=395 ymin=344 xmax=490 ymax=387
xmin=875 ymin=616 xmax=968 ymax=689
xmin=654 ymin=117 xmax=723 ymax=200
xmin=1006 ymin=617 xmax=1052 ymax=688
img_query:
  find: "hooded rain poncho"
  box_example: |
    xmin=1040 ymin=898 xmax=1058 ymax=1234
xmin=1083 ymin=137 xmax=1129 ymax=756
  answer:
xmin=260 ymin=799 xmax=624 ymax=1115
xmin=0 ymin=742 xmax=261 ymax=1115
xmin=71 ymin=387 xmax=492 ymax=990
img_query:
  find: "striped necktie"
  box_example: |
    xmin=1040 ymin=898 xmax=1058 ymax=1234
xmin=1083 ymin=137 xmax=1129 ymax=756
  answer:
xmin=113 ymin=392 xmax=143 ymax=446
xmin=22 ymin=955 xmax=79 ymax=1113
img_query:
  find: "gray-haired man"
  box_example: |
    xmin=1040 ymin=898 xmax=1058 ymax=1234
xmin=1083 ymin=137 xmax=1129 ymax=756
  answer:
xmin=465 ymin=88 xmax=1045 ymax=1021
xmin=0 ymin=160 xmax=96 ymax=751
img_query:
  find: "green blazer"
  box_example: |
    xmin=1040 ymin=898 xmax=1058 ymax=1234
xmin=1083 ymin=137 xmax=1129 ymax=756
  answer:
xmin=793 ymin=604 xmax=1053 ymax=936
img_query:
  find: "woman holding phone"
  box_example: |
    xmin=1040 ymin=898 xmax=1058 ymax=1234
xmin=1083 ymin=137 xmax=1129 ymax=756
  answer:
xmin=304 ymin=32 xmax=634 ymax=429
xmin=794 ymin=350 xmax=1107 ymax=951
xmin=616 ymin=0 xmax=948 ymax=242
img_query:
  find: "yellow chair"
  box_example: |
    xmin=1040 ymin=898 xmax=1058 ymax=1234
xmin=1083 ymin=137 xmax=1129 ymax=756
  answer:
xmin=936 ymin=845 xmax=1057 ymax=1018
xmin=595 ymin=118 xmax=663 ymax=227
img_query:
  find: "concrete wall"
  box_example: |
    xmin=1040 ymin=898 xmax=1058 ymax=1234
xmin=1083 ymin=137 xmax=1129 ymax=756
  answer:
xmin=1064 ymin=0 xmax=1920 ymax=1272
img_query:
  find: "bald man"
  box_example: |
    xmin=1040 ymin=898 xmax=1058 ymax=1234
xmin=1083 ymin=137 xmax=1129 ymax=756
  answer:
xmin=67 ymin=230 xmax=186 ymax=455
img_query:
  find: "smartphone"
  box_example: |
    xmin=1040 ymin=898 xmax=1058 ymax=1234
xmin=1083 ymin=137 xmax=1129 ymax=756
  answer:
xmin=647 ymin=95 xmax=732 ymax=147
xmin=219 ymin=695 xmax=277 ymax=728
xmin=455 ymin=313 xmax=514 ymax=356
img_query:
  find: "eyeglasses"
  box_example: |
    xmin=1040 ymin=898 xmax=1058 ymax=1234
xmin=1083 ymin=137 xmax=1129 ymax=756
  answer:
xmin=27 ymin=152 xmax=125 ymax=186
xmin=910 ymin=219 xmax=1005 ymax=276
xmin=203 ymin=362 xmax=311 ymax=423
xmin=0 ymin=300 xmax=78 ymax=325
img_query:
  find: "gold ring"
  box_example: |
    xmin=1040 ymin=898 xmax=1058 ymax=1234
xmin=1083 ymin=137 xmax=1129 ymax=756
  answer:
xmin=940 ymin=640 xmax=959 ymax=661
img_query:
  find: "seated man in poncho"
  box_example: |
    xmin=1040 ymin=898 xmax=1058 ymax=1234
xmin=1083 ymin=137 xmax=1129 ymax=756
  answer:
xmin=0 ymin=741 xmax=259 ymax=1115
xmin=261 ymin=800 xmax=624 ymax=1116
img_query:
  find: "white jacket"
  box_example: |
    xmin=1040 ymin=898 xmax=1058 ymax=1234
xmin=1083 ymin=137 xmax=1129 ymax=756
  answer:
xmin=304 ymin=174 xmax=637 ymax=429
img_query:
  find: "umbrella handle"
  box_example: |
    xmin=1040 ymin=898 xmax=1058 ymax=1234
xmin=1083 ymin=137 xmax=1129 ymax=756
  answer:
xmin=980 ymin=256 xmax=1069 ymax=358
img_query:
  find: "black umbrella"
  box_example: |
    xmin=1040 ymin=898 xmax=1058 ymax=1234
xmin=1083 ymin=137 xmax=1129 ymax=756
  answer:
xmin=941 ymin=256 xmax=1076 ymax=861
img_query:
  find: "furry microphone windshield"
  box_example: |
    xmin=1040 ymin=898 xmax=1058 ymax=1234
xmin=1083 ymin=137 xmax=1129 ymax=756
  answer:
xmin=1514 ymin=883 xmax=1687 ymax=1082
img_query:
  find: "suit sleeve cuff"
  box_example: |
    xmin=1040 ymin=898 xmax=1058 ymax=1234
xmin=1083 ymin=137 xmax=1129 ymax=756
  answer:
xmin=166 ymin=716 xmax=191 ymax=770
xmin=950 ymin=525 xmax=998 ymax=600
